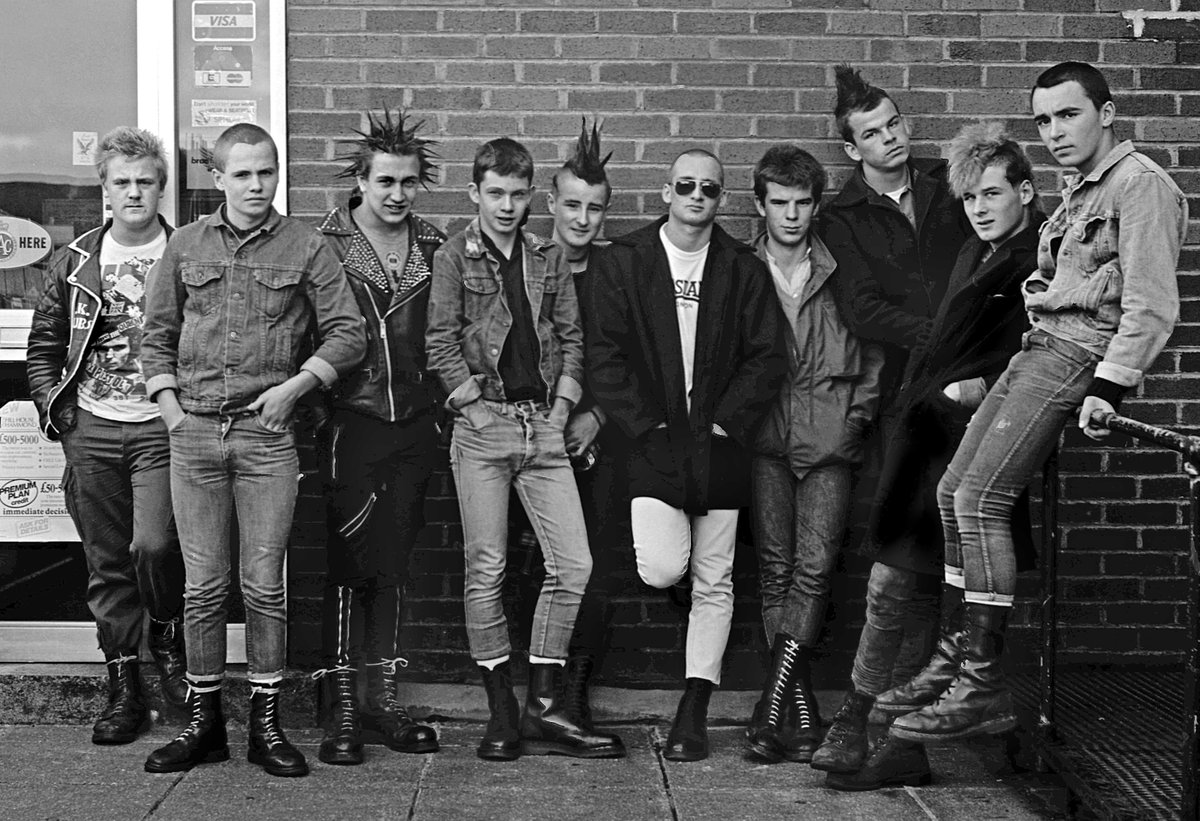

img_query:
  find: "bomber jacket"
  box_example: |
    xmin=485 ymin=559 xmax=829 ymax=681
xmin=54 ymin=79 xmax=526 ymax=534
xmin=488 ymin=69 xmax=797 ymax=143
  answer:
xmin=425 ymin=218 xmax=583 ymax=410
xmin=1024 ymin=141 xmax=1187 ymax=403
xmin=318 ymin=201 xmax=447 ymax=422
xmin=751 ymin=232 xmax=884 ymax=478
xmin=822 ymin=158 xmax=971 ymax=409
xmin=143 ymin=207 xmax=365 ymax=414
xmin=586 ymin=218 xmax=785 ymax=514
xmin=26 ymin=216 xmax=173 ymax=439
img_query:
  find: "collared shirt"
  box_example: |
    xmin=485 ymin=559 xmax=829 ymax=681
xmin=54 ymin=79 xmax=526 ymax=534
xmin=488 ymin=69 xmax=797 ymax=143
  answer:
xmin=142 ymin=206 xmax=366 ymax=414
xmin=481 ymin=231 xmax=543 ymax=401
xmin=881 ymin=169 xmax=916 ymax=228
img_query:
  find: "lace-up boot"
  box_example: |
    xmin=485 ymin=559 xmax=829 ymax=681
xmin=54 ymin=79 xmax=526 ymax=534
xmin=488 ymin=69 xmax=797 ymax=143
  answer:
xmin=93 ymin=651 xmax=148 ymax=745
xmin=144 ymin=682 xmax=229 ymax=772
xmin=247 ymin=682 xmax=309 ymax=777
xmin=810 ymin=690 xmax=874 ymax=773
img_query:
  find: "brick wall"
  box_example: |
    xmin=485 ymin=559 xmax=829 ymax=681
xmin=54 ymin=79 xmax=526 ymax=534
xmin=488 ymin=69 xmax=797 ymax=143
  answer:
xmin=283 ymin=0 xmax=1200 ymax=687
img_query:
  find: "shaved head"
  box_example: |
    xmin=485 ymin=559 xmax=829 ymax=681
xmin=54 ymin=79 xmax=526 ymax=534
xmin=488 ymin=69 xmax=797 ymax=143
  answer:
xmin=669 ymin=149 xmax=724 ymax=185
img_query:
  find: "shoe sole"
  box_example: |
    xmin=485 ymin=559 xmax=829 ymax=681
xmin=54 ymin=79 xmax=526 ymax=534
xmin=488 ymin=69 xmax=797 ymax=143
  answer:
xmin=662 ymin=750 xmax=708 ymax=763
xmin=521 ymin=741 xmax=626 ymax=759
xmin=383 ymin=739 xmax=440 ymax=754
xmin=825 ymin=771 xmax=934 ymax=792
xmin=93 ymin=714 xmax=152 ymax=745
xmin=476 ymin=748 xmax=521 ymax=761
xmin=809 ymin=756 xmax=864 ymax=774
xmin=144 ymin=747 xmax=231 ymax=773
xmin=781 ymin=748 xmax=816 ymax=764
xmin=872 ymin=699 xmax=939 ymax=715
xmin=247 ymin=751 xmax=310 ymax=777
xmin=744 ymin=740 xmax=784 ymax=764
xmin=318 ymin=750 xmax=365 ymax=765
xmin=889 ymin=715 xmax=1017 ymax=744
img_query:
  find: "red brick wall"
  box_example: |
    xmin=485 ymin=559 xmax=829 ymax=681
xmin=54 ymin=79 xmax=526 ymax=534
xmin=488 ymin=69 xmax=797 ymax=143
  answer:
xmin=284 ymin=0 xmax=1200 ymax=685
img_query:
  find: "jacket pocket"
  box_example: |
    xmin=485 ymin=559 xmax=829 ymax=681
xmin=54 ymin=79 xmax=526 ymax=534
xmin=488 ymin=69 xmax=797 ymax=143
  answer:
xmin=463 ymin=274 xmax=499 ymax=322
xmin=252 ymin=265 xmax=304 ymax=318
xmin=1070 ymin=212 xmax=1117 ymax=273
xmin=181 ymin=263 xmax=225 ymax=316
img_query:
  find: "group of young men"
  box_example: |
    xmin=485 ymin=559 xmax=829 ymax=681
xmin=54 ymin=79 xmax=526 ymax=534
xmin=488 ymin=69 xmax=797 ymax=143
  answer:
xmin=26 ymin=60 xmax=1187 ymax=789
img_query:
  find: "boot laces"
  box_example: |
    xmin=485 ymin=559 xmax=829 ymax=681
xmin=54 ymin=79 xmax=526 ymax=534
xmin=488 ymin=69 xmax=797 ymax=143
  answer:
xmin=312 ymin=666 xmax=358 ymax=732
xmin=172 ymin=684 xmax=208 ymax=743
xmin=310 ymin=663 xmax=355 ymax=680
xmin=251 ymin=685 xmax=285 ymax=747
xmin=366 ymin=656 xmax=408 ymax=677
xmin=366 ymin=658 xmax=411 ymax=717
xmin=791 ymin=687 xmax=813 ymax=730
xmin=766 ymin=645 xmax=799 ymax=727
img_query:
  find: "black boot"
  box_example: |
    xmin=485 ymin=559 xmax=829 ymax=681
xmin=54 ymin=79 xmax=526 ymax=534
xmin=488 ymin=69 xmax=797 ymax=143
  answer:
xmin=826 ymin=736 xmax=932 ymax=791
xmin=247 ymin=683 xmax=309 ymax=777
xmin=92 ymin=651 xmax=148 ymax=745
xmin=562 ymin=654 xmax=627 ymax=757
xmin=521 ymin=662 xmax=625 ymax=758
xmin=663 ymin=678 xmax=713 ymax=762
xmin=148 ymin=618 xmax=188 ymax=709
xmin=891 ymin=603 xmax=1016 ymax=743
xmin=781 ymin=655 xmax=823 ymax=763
xmin=745 ymin=634 xmax=806 ymax=763
xmin=875 ymin=585 xmax=966 ymax=716
xmin=478 ymin=661 xmax=521 ymax=761
xmin=361 ymin=659 xmax=439 ymax=753
xmin=810 ymin=690 xmax=874 ymax=773
xmin=144 ymin=684 xmax=229 ymax=772
xmin=316 ymin=586 xmax=363 ymax=765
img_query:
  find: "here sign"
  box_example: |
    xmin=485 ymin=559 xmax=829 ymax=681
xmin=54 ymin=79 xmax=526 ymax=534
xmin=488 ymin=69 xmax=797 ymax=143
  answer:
xmin=0 ymin=218 xmax=53 ymax=270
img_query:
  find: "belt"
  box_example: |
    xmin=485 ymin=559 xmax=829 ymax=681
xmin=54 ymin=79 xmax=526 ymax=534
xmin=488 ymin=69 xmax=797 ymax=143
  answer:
xmin=482 ymin=398 xmax=549 ymax=415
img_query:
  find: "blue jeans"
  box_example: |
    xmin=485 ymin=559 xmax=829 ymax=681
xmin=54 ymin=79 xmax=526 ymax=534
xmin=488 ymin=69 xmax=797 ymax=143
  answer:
xmin=169 ymin=412 xmax=299 ymax=680
xmin=60 ymin=409 xmax=182 ymax=655
xmin=751 ymin=457 xmax=852 ymax=647
xmin=940 ymin=330 xmax=1100 ymax=605
xmin=450 ymin=400 xmax=592 ymax=662
xmin=850 ymin=562 xmax=941 ymax=696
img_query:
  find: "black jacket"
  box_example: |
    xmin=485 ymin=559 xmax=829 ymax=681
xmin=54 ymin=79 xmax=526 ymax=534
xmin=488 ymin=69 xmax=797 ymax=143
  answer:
xmin=26 ymin=217 xmax=174 ymax=439
xmin=586 ymin=218 xmax=786 ymax=515
xmin=869 ymin=216 xmax=1046 ymax=574
xmin=318 ymin=202 xmax=446 ymax=422
xmin=822 ymin=158 xmax=971 ymax=411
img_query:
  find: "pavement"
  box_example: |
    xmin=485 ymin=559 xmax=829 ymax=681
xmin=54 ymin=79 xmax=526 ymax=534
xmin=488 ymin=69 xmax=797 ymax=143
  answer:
xmin=0 ymin=681 xmax=1070 ymax=821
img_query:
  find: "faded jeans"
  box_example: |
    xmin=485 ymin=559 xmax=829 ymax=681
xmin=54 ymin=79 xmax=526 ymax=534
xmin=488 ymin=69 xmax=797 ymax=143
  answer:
xmin=169 ymin=412 xmax=299 ymax=681
xmin=850 ymin=562 xmax=941 ymax=696
xmin=60 ymin=409 xmax=183 ymax=656
xmin=940 ymin=330 xmax=1100 ymax=606
xmin=751 ymin=457 xmax=852 ymax=647
xmin=450 ymin=400 xmax=592 ymax=662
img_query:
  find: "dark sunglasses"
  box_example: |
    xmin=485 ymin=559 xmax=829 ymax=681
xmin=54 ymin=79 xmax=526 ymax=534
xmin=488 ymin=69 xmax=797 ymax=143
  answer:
xmin=673 ymin=180 xmax=722 ymax=199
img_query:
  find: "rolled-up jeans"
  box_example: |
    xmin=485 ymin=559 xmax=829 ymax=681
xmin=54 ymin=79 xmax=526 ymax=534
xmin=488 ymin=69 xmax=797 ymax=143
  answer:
xmin=169 ymin=412 xmax=298 ymax=681
xmin=751 ymin=457 xmax=852 ymax=647
xmin=450 ymin=400 xmax=592 ymax=663
xmin=850 ymin=562 xmax=941 ymax=696
xmin=939 ymin=330 xmax=1100 ymax=606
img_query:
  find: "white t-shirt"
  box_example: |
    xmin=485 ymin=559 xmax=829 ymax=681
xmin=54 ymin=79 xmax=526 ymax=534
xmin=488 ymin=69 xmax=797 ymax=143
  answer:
xmin=77 ymin=230 xmax=167 ymax=423
xmin=660 ymin=226 xmax=708 ymax=411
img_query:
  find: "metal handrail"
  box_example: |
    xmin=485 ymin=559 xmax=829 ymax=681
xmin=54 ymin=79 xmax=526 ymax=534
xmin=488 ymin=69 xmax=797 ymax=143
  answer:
xmin=1040 ymin=411 xmax=1200 ymax=820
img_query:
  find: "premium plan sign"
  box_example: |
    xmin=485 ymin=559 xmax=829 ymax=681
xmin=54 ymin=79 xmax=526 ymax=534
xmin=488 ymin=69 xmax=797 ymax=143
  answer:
xmin=0 ymin=401 xmax=76 ymax=542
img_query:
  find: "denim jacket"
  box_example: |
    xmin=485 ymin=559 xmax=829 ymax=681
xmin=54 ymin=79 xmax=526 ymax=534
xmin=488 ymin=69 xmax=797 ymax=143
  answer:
xmin=1024 ymin=141 xmax=1187 ymax=389
xmin=425 ymin=218 xmax=583 ymax=410
xmin=143 ymin=207 xmax=366 ymax=414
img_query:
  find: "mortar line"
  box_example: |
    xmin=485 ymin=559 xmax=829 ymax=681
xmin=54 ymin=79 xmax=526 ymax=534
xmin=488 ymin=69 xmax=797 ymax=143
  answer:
xmin=650 ymin=725 xmax=682 ymax=821
xmin=405 ymin=730 xmax=437 ymax=821
xmin=904 ymin=784 xmax=939 ymax=820
xmin=141 ymin=771 xmax=186 ymax=820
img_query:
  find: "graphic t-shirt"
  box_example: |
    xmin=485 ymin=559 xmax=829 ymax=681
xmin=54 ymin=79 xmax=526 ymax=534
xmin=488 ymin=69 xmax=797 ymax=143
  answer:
xmin=77 ymin=230 xmax=167 ymax=422
xmin=660 ymin=226 xmax=708 ymax=411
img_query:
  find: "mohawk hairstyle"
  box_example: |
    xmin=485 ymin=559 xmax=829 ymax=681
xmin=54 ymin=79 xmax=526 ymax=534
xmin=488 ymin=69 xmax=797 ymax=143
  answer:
xmin=946 ymin=121 xmax=1035 ymax=203
xmin=555 ymin=117 xmax=612 ymax=191
xmin=337 ymin=107 xmax=439 ymax=187
xmin=834 ymin=64 xmax=894 ymax=144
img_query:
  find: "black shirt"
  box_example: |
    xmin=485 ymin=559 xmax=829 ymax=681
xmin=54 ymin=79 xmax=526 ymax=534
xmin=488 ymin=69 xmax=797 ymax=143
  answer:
xmin=481 ymin=231 xmax=543 ymax=402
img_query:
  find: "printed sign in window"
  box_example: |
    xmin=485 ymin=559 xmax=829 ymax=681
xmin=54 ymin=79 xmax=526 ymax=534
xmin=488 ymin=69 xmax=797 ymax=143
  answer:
xmin=192 ymin=99 xmax=257 ymax=128
xmin=194 ymin=45 xmax=252 ymax=87
xmin=192 ymin=1 xmax=255 ymax=42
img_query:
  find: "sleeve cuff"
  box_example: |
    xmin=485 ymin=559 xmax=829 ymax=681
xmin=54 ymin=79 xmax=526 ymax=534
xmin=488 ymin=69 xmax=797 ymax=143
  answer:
xmin=1085 ymin=377 xmax=1128 ymax=411
xmin=145 ymin=373 xmax=178 ymax=400
xmin=1093 ymin=359 xmax=1142 ymax=388
xmin=555 ymin=375 xmax=583 ymax=406
xmin=300 ymin=356 xmax=339 ymax=388
xmin=446 ymin=376 xmax=482 ymax=411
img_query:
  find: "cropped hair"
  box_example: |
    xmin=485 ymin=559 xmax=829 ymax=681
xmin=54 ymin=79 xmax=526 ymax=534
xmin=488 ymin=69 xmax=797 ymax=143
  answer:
xmin=553 ymin=118 xmax=612 ymax=200
xmin=834 ymin=64 xmax=895 ymax=144
xmin=95 ymin=127 xmax=169 ymax=189
xmin=947 ymin=122 xmax=1038 ymax=211
xmin=753 ymin=144 xmax=827 ymax=204
xmin=211 ymin=123 xmax=276 ymax=172
xmin=1033 ymin=61 xmax=1113 ymax=110
xmin=337 ymin=107 xmax=439 ymax=186
xmin=669 ymin=148 xmax=724 ymax=184
xmin=472 ymin=138 xmax=534 ymax=186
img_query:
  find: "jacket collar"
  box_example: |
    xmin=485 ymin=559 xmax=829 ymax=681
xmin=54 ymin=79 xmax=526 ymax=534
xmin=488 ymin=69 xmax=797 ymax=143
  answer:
xmin=65 ymin=215 xmax=174 ymax=290
xmin=318 ymin=195 xmax=444 ymax=245
xmin=204 ymin=204 xmax=282 ymax=236
xmin=751 ymin=231 xmax=836 ymax=299
xmin=462 ymin=217 xmax=554 ymax=260
xmin=611 ymin=215 xmax=746 ymax=257
xmin=829 ymin=157 xmax=946 ymax=210
xmin=1067 ymin=140 xmax=1136 ymax=191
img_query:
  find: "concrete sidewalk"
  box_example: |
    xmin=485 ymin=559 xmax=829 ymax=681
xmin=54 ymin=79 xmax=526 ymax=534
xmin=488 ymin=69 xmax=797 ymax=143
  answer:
xmin=0 ymin=710 xmax=1067 ymax=820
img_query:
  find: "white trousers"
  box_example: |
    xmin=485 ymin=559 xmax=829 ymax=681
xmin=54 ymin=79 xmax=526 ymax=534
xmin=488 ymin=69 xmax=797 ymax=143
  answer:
xmin=631 ymin=497 xmax=739 ymax=684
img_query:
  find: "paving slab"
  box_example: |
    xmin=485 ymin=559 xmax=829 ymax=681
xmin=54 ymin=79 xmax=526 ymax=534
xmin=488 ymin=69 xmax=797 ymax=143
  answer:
xmin=674 ymin=786 xmax=931 ymax=821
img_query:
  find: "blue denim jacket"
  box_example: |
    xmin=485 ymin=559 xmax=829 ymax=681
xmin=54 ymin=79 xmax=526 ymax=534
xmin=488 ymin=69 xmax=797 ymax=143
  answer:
xmin=425 ymin=219 xmax=583 ymax=410
xmin=1024 ymin=141 xmax=1188 ymax=388
xmin=143 ymin=208 xmax=366 ymax=414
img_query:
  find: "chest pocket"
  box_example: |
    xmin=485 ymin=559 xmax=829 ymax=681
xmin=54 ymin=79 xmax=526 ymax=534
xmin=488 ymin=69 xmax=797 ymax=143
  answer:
xmin=252 ymin=266 xmax=304 ymax=318
xmin=180 ymin=264 xmax=225 ymax=316
xmin=463 ymin=274 xmax=499 ymax=319
xmin=1069 ymin=212 xmax=1118 ymax=273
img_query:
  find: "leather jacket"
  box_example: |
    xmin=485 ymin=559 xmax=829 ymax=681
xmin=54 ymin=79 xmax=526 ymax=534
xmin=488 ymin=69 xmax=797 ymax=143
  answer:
xmin=26 ymin=217 xmax=173 ymax=440
xmin=318 ymin=202 xmax=447 ymax=422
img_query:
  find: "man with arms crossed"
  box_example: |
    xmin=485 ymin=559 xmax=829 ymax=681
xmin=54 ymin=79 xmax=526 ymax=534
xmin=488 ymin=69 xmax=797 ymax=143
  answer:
xmin=27 ymin=127 xmax=186 ymax=744
xmin=141 ymin=123 xmax=365 ymax=778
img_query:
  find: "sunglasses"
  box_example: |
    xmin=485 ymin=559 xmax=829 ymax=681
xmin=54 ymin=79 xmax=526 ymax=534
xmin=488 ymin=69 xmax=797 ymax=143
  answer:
xmin=673 ymin=180 xmax=722 ymax=199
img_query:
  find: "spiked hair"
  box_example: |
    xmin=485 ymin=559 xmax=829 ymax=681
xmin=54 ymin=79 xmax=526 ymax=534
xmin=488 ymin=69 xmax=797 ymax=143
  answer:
xmin=946 ymin=121 xmax=1036 ymax=205
xmin=834 ymin=64 xmax=895 ymax=144
xmin=95 ymin=127 xmax=169 ymax=189
xmin=553 ymin=117 xmax=612 ymax=197
xmin=337 ymin=107 xmax=439 ymax=186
